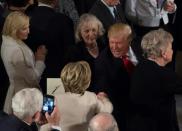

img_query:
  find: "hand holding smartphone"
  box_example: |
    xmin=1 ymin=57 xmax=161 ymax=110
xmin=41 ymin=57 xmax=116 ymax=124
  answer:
xmin=42 ymin=95 xmax=55 ymax=115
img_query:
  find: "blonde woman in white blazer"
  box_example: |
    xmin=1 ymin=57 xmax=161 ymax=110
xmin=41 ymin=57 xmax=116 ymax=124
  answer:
xmin=41 ymin=61 xmax=113 ymax=131
xmin=1 ymin=11 xmax=47 ymax=114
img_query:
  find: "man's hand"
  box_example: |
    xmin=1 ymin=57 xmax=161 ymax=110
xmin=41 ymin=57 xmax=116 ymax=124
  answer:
xmin=45 ymin=98 xmax=60 ymax=126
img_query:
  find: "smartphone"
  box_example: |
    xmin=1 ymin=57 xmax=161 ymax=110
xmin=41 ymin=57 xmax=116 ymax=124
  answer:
xmin=42 ymin=95 xmax=55 ymax=114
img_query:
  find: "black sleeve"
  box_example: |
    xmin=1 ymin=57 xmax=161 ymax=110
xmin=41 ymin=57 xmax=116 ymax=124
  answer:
xmin=51 ymin=128 xmax=61 ymax=131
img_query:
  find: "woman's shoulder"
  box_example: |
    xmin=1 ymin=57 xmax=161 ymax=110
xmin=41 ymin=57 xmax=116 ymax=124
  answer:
xmin=2 ymin=36 xmax=17 ymax=45
xmin=1 ymin=36 xmax=22 ymax=53
xmin=83 ymin=91 xmax=98 ymax=99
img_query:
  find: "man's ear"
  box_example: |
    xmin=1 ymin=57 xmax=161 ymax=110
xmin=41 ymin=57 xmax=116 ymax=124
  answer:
xmin=161 ymin=50 xmax=167 ymax=60
xmin=33 ymin=111 xmax=41 ymax=123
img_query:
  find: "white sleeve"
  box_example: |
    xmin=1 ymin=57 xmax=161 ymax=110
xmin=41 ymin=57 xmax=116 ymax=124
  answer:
xmin=94 ymin=95 xmax=113 ymax=113
xmin=35 ymin=60 xmax=46 ymax=78
xmin=11 ymin=48 xmax=42 ymax=86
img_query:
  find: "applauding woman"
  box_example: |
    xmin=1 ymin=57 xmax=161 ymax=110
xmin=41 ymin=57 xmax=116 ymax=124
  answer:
xmin=1 ymin=11 xmax=47 ymax=114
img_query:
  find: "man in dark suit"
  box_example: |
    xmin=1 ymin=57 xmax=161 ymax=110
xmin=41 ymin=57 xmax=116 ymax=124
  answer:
xmin=94 ymin=23 xmax=139 ymax=131
xmin=0 ymin=88 xmax=61 ymax=131
xmin=89 ymin=0 xmax=126 ymax=31
xmin=25 ymin=0 xmax=75 ymax=94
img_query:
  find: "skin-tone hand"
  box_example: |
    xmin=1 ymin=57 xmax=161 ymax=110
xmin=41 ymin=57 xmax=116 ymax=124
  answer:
xmin=35 ymin=45 xmax=47 ymax=61
xmin=97 ymin=92 xmax=108 ymax=100
xmin=164 ymin=1 xmax=175 ymax=12
xmin=45 ymin=98 xmax=60 ymax=126
xmin=37 ymin=113 xmax=48 ymax=125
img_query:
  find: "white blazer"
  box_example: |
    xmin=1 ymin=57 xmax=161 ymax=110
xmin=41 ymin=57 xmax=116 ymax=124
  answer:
xmin=1 ymin=35 xmax=45 ymax=114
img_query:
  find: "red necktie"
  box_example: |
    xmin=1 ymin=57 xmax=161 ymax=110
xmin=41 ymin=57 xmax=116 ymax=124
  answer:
xmin=122 ymin=55 xmax=135 ymax=75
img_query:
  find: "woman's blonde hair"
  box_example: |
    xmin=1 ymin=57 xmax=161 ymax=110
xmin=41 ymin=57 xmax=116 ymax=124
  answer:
xmin=61 ymin=61 xmax=91 ymax=95
xmin=75 ymin=13 xmax=105 ymax=42
xmin=2 ymin=11 xmax=29 ymax=40
xmin=141 ymin=28 xmax=173 ymax=58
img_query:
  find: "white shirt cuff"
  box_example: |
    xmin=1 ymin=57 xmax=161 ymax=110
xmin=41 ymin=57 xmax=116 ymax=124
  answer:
xmin=51 ymin=125 xmax=62 ymax=131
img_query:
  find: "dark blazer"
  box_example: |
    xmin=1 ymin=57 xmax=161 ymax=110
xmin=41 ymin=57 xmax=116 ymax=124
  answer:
xmin=172 ymin=0 xmax=182 ymax=50
xmin=73 ymin=0 xmax=97 ymax=16
xmin=0 ymin=115 xmax=32 ymax=131
xmin=64 ymin=38 xmax=106 ymax=92
xmin=0 ymin=16 xmax=9 ymax=110
xmin=129 ymin=59 xmax=182 ymax=131
xmin=93 ymin=46 xmax=138 ymax=131
xmin=0 ymin=15 xmax=4 ymax=33
xmin=0 ymin=113 xmax=60 ymax=131
xmin=25 ymin=6 xmax=75 ymax=93
xmin=89 ymin=0 xmax=126 ymax=31
xmin=0 ymin=110 xmax=8 ymax=121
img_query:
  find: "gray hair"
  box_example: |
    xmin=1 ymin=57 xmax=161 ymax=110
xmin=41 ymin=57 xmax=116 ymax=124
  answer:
xmin=75 ymin=13 xmax=105 ymax=42
xmin=12 ymin=88 xmax=43 ymax=120
xmin=89 ymin=112 xmax=119 ymax=131
xmin=141 ymin=28 xmax=173 ymax=58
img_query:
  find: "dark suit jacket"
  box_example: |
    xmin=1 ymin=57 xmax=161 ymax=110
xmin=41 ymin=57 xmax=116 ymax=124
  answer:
xmin=172 ymin=0 xmax=182 ymax=50
xmin=129 ymin=59 xmax=182 ymax=131
xmin=0 ymin=15 xmax=4 ymax=32
xmin=0 ymin=113 xmax=60 ymax=131
xmin=94 ymin=46 xmax=139 ymax=131
xmin=73 ymin=0 xmax=97 ymax=16
xmin=25 ymin=6 xmax=75 ymax=93
xmin=0 ymin=115 xmax=32 ymax=131
xmin=89 ymin=0 xmax=126 ymax=31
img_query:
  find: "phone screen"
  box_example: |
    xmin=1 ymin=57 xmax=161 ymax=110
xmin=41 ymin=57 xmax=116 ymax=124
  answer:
xmin=42 ymin=95 xmax=54 ymax=114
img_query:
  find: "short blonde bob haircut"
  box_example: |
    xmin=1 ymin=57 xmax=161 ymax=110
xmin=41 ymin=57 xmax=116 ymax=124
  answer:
xmin=75 ymin=13 xmax=105 ymax=43
xmin=141 ymin=28 xmax=173 ymax=58
xmin=2 ymin=11 xmax=29 ymax=40
xmin=61 ymin=61 xmax=91 ymax=95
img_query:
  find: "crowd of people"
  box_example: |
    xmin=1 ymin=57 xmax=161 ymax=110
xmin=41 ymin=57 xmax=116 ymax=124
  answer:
xmin=0 ymin=0 xmax=182 ymax=131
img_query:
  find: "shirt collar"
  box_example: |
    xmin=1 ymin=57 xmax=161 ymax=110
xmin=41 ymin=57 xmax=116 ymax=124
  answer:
xmin=101 ymin=0 xmax=115 ymax=17
xmin=38 ymin=2 xmax=53 ymax=8
xmin=121 ymin=46 xmax=138 ymax=65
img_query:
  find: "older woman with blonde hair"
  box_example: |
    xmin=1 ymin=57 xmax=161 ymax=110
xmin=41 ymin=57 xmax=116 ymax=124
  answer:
xmin=129 ymin=28 xmax=182 ymax=131
xmin=75 ymin=13 xmax=106 ymax=57
xmin=65 ymin=13 xmax=106 ymax=92
xmin=1 ymin=11 xmax=47 ymax=114
xmin=52 ymin=61 xmax=113 ymax=131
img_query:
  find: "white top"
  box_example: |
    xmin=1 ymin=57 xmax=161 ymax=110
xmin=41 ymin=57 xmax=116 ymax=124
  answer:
xmin=1 ymin=35 xmax=45 ymax=114
xmin=122 ymin=46 xmax=138 ymax=66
